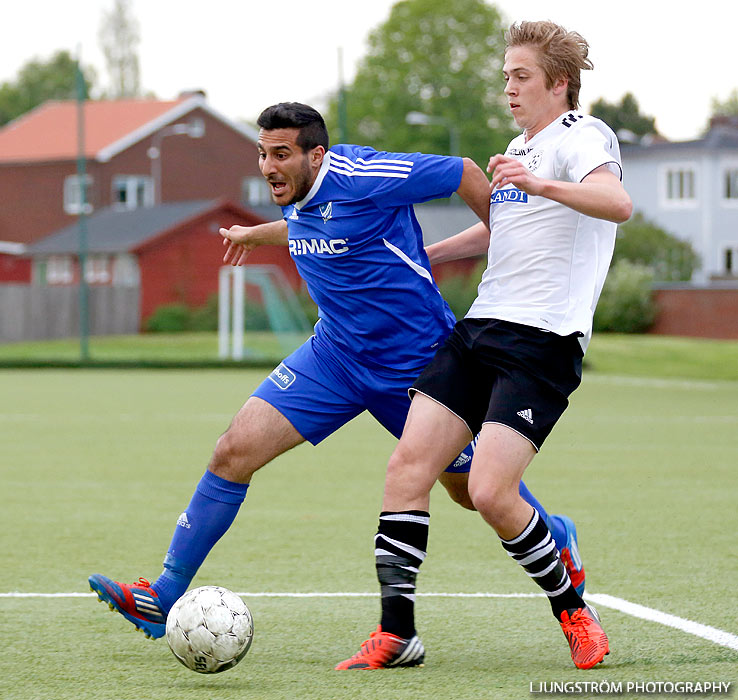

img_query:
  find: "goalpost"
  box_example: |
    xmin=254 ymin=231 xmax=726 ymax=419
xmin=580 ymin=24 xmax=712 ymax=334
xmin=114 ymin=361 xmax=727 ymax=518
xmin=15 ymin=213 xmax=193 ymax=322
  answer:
xmin=218 ymin=264 xmax=313 ymax=360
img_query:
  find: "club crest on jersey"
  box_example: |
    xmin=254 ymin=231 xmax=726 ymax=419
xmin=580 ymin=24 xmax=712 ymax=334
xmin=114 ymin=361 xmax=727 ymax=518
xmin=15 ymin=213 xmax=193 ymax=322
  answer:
xmin=268 ymin=363 xmax=296 ymax=390
xmin=490 ymin=187 xmax=528 ymax=205
xmin=319 ymin=201 xmax=333 ymax=223
xmin=527 ymin=150 xmax=543 ymax=172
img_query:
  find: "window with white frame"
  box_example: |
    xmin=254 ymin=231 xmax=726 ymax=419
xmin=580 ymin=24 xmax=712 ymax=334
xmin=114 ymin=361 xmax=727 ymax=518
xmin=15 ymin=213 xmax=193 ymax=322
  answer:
xmin=723 ymin=167 xmax=738 ymax=201
xmin=84 ymin=255 xmax=111 ymax=284
xmin=63 ymin=174 xmax=93 ymax=214
xmin=665 ymin=166 xmax=696 ymax=202
xmin=112 ymin=175 xmax=154 ymax=209
xmin=241 ymin=176 xmax=272 ymax=206
xmin=46 ymin=256 xmax=74 ymax=284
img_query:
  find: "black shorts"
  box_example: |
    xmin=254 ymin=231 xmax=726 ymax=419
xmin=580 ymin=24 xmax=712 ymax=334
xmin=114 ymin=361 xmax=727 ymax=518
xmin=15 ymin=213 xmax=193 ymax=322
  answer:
xmin=410 ymin=318 xmax=583 ymax=451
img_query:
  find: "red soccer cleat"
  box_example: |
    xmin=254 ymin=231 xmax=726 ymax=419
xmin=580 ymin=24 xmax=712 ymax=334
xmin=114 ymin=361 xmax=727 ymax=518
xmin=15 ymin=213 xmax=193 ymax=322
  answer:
xmin=335 ymin=625 xmax=425 ymax=670
xmin=559 ymin=605 xmax=610 ymax=669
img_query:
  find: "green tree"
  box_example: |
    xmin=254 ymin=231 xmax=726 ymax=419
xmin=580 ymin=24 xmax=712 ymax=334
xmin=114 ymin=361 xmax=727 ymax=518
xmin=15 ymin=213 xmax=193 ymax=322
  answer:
xmin=99 ymin=0 xmax=141 ymax=98
xmin=590 ymin=92 xmax=658 ymax=138
xmin=326 ymin=0 xmax=515 ymax=168
xmin=710 ymin=88 xmax=738 ymax=118
xmin=593 ymin=259 xmax=656 ymax=333
xmin=613 ymin=212 xmax=700 ymax=282
xmin=0 ymin=50 xmax=95 ymax=126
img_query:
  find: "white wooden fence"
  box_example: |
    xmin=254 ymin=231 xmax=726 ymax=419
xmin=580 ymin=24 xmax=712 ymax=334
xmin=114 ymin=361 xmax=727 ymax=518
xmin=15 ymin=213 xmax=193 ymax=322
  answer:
xmin=0 ymin=285 xmax=140 ymax=342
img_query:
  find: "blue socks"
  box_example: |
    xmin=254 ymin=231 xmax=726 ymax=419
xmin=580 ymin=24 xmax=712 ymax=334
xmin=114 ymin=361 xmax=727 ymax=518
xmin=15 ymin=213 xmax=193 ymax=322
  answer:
xmin=151 ymin=470 xmax=249 ymax=611
xmin=518 ymin=480 xmax=567 ymax=551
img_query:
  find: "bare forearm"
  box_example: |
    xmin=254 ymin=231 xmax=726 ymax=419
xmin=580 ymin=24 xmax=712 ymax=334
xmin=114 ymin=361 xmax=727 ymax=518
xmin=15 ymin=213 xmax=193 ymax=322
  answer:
xmin=538 ymin=176 xmax=632 ymax=223
xmin=487 ymin=157 xmax=632 ymax=224
xmin=243 ymin=219 xmax=289 ymax=246
xmin=426 ymin=221 xmax=490 ymax=264
xmin=456 ymin=157 xmax=491 ymax=226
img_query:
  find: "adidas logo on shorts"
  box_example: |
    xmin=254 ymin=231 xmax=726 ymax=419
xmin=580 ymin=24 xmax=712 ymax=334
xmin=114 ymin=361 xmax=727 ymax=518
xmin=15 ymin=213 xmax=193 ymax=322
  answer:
xmin=517 ymin=408 xmax=534 ymax=424
xmin=451 ymin=452 xmax=471 ymax=469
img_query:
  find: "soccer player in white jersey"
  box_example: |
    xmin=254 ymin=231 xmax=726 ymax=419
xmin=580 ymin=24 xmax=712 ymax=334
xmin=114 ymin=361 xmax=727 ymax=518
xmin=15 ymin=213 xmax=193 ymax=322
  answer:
xmin=337 ymin=21 xmax=632 ymax=672
xmin=88 ymin=101 xmax=584 ymax=642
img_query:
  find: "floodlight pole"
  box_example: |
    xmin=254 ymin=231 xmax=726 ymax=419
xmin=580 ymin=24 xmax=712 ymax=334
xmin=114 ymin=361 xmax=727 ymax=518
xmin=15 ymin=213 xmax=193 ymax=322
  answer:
xmin=75 ymin=52 xmax=90 ymax=362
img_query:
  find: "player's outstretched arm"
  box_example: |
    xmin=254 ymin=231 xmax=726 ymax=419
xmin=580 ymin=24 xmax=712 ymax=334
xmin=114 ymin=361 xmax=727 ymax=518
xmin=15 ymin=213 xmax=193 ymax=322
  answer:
xmin=487 ymin=156 xmax=632 ymax=224
xmin=219 ymin=219 xmax=289 ymax=266
xmin=426 ymin=221 xmax=490 ymax=264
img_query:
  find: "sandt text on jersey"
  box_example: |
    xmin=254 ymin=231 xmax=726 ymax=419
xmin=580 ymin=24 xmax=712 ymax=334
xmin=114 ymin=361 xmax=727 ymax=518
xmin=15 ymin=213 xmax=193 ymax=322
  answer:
xmin=490 ymin=187 xmax=529 ymax=205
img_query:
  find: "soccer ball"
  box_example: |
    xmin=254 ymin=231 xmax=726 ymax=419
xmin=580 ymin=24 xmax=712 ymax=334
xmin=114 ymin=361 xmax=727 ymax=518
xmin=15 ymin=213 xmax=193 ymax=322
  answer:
xmin=165 ymin=586 xmax=254 ymax=673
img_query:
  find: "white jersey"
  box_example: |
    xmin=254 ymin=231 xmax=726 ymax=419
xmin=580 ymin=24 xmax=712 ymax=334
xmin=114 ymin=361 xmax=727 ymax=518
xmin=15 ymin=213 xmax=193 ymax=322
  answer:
xmin=466 ymin=111 xmax=622 ymax=352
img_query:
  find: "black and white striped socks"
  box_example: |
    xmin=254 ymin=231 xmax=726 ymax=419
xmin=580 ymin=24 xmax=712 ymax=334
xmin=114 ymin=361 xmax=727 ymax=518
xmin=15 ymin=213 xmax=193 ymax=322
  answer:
xmin=501 ymin=508 xmax=584 ymax=617
xmin=374 ymin=510 xmax=429 ymax=639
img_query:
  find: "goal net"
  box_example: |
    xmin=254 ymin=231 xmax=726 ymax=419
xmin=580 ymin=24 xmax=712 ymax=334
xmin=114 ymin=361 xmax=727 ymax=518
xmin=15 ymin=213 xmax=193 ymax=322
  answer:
xmin=218 ymin=265 xmax=314 ymax=360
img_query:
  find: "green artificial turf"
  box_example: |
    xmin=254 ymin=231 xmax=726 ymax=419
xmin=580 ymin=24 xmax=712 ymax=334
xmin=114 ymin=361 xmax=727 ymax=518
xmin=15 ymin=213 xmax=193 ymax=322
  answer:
xmin=1 ymin=369 xmax=735 ymax=699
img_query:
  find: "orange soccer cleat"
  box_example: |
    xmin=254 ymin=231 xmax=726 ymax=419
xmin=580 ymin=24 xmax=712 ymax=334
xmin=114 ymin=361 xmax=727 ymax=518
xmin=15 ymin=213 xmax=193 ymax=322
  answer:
xmin=559 ymin=605 xmax=610 ymax=670
xmin=335 ymin=625 xmax=425 ymax=670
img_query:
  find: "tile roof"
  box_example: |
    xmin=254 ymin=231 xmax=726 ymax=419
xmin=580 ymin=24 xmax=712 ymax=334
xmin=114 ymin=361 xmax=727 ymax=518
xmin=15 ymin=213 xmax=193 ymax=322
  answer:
xmin=0 ymin=98 xmax=187 ymax=163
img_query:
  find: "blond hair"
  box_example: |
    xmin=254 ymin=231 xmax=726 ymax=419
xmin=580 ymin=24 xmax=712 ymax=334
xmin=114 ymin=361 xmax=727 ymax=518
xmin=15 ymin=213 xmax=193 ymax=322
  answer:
xmin=505 ymin=21 xmax=593 ymax=109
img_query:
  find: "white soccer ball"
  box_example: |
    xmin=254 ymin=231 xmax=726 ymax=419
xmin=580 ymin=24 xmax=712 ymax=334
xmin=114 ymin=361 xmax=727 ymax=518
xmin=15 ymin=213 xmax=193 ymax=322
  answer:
xmin=166 ymin=586 xmax=254 ymax=673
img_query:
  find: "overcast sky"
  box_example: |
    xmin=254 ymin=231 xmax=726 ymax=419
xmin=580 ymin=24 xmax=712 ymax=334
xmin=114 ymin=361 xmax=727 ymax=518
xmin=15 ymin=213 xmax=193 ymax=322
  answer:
xmin=1 ymin=0 xmax=736 ymax=142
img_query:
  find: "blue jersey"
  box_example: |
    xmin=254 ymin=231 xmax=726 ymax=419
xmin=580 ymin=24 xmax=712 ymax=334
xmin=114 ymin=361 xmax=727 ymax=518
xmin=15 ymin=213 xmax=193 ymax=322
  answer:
xmin=281 ymin=144 xmax=463 ymax=372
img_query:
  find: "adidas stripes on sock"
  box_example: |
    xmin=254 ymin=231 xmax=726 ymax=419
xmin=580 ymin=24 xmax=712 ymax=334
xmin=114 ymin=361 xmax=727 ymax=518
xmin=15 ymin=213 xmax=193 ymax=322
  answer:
xmin=375 ymin=510 xmax=429 ymax=639
xmin=500 ymin=508 xmax=584 ymax=618
xmin=151 ymin=470 xmax=249 ymax=611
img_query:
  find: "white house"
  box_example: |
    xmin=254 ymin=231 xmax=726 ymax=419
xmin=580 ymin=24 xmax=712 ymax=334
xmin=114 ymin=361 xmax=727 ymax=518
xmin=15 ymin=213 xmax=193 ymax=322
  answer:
xmin=620 ymin=117 xmax=738 ymax=283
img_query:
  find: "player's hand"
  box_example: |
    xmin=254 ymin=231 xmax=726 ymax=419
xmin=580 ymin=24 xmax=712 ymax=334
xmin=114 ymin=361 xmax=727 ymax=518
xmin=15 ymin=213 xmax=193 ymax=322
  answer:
xmin=487 ymin=154 xmax=543 ymax=196
xmin=220 ymin=226 xmax=256 ymax=266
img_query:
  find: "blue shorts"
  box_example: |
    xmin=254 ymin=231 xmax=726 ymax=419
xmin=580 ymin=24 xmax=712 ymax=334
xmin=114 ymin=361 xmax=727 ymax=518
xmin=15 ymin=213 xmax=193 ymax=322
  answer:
xmin=252 ymin=334 xmax=473 ymax=473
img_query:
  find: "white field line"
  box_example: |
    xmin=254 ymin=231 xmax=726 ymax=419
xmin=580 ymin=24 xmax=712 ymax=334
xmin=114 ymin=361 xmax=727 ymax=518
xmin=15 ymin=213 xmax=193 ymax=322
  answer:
xmin=585 ymin=593 xmax=738 ymax=652
xmin=2 ymin=590 xmax=737 ymax=651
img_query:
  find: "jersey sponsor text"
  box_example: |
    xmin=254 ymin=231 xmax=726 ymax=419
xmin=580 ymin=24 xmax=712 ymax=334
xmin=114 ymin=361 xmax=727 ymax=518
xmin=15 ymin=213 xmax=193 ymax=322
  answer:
xmin=289 ymin=238 xmax=349 ymax=256
xmin=490 ymin=187 xmax=529 ymax=205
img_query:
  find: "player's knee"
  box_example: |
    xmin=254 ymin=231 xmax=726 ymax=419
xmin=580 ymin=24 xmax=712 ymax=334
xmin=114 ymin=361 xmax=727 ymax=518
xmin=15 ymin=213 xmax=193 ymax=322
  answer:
xmin=384 ymin=449 xmax=411 ymax=488
xmin=468 ymin=482 xmax=517 ymax=527
xmin=384 ymin=448 xmax=431 ymax=501
xmin=209 ymin=430 xmax=258 ymax=481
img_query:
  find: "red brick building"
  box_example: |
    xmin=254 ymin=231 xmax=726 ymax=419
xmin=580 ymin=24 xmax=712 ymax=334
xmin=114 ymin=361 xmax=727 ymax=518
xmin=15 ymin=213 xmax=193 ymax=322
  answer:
xmin=0 ymin=92 xmax=276 ymax=252
xmin=0 ymin=93 xmax=301 ymax=333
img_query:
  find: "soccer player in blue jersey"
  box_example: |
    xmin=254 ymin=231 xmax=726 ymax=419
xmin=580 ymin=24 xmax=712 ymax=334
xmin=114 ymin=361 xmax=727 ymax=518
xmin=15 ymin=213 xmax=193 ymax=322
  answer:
xmin=89 ymin=101 xmax=584 ymax=640
xmin=337 ymin=22 xmax=632 ymax=672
